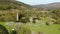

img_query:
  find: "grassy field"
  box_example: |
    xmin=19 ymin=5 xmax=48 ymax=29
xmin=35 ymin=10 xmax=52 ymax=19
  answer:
xmin=0 ymin=22 xmax=60 ymax=34
xmin=26 ymin=23 xmax=60 ymax=34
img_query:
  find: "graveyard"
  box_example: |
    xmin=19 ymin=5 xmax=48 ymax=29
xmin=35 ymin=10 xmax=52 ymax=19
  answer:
xmin=0 ymin=22 xmax=60 ymax=34
xmin=0 ymin=0 xmax=60 ymax=34
xmin=0 ymin=10 xmax=60 ymax=34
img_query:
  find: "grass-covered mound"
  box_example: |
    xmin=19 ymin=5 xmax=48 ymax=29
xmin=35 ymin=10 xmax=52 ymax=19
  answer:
xmin=0 ymin=24 xmax=9 ymax=34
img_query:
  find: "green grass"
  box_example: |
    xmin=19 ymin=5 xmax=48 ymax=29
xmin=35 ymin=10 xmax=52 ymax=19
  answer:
xmin=0 ymin=22 xmax=60 ymax=34
xmin=25 ymin=23 xmax=60 ymax=34
xmin=0 ymin=22 xmax=14 ymax=34
xmin=0 ymin=22 xmax=5 ymax=25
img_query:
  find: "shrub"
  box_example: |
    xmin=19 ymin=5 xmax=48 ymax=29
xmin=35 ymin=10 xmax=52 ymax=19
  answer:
xmin=0 ymin=24 xmax=9 ymax=34
xmin=46 ymin=22 xmax=49 ymax=26
xmin=11 ymin=29 xmax=17 ymax=34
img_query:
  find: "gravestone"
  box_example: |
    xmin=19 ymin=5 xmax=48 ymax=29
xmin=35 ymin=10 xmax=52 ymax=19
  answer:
xmin=35 ymin=19 xmax=39 ymax=23
xmin=29 ymin=17 xmax=33 ymax=23
xmin=31 ymin=31 xmax=36 ymax=34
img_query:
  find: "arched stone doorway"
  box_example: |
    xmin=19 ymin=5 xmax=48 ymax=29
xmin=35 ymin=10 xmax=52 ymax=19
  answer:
xmin=18 ymin=14 xmax=23 ymax=21
xmin=0 ymin=24 xmax=9 ymax=34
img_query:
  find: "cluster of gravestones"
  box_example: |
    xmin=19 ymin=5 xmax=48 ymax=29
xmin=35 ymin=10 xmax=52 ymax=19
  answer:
xmin=16 ymin=13 xmax=39 ymax=23
xmin=18 ymin=15 xmax=39 ymax=23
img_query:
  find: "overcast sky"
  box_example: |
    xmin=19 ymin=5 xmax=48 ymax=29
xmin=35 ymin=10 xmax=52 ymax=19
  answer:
xmin=16 ymin=0 xmax=60 ymax=5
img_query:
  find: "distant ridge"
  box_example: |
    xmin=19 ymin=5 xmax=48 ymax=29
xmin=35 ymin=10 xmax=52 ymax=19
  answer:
xmin=34 ymin=2 xmax=60 ymax=9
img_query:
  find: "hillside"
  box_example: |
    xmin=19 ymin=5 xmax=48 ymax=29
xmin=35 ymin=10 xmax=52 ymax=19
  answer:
xmin=0 ymin=0 xmax=60 ymax=24
xmin=34 ymin=2 xmax=60 ymax=9
xmin=33 ymin=2 xmax=60 ymax=24
xmin=0 ymin=0 xmax=39 ymax=22
xmin=0 ymin=0 xmax=32 ymax=10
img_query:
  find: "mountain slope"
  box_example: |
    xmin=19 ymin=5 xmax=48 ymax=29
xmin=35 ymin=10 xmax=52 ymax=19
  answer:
xmin=0 ymin=0 xmax=33 ymax=21
xmin=0 ymin=0 xmax=31 ymax=10
xmin=34 ymin=2 xmax=60 ymax=9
